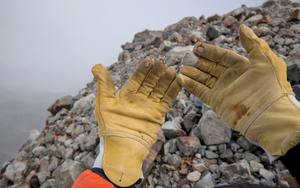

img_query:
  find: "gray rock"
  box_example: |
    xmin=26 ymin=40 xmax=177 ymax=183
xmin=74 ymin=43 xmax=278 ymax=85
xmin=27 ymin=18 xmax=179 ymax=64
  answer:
xmin=219 ymin=159 xmax=252 ymax=185
xmin=3 ymin=160 xmax=28 ymax=184
xmin=53 ymin=160 xmax=86 ymax=188
xmin=200 ymin=110 xmax=232 ymax=145
xmin=194 ymin=172 xmax=216 ymax=188
xmin=37 ymin=171 xmax=50 ymax=185
xmin=162 ymin=121 xmax=182 ymax=139
xmin=290 ymin=43 xmax=300 ymax=56
xmin=121 ymin=42 xmax=135 ymax=52
xmin=84 ymin=127 xmax=99 ymax=151
xmin=201 ymin=103 xmax=211 ymax=116
xmin=293 ymin=85 xmax=300 ymax=101
xmin=206 ymin=26 xmax=219 ymax=40
xmin=260 ymin=178 xmax=275 ymax=187
xmin=220 ymin=150 xmax=233 ymax=159
xmin=286 ymin=57 xmax=300 ymax=84
xmin=205 ymin=151 xmax=219 ymax=159
xmin=250 ymin=161 xmax=264 ymax=173
xmin=29 ymin=129 xmax=41 ymax=142
xmin=232 ymin=7 xmax=244 ymax=17
xmin=48 ymin=108 xmax=69 ymax=124
xmin=65 ymin=146 xmax=74 ymax=159
xmin=165 ymin=46 xmax=194 ymax=66
xmin=48 ymin=157 xmax=59 ymax=173
xmin=187 ymin=171 xmax=201 ymax=182
xmin=259 ymin=168 xmax=275 ymax=182
xmin=45 ymin=132 xmax=55 ymax=144
xmin=260 ymin=152 xmax=269 ymax=163
xmin=177 ymin=136 xmax=201 ymax=156
xmin=177 ymin=99 xmax=186 ymax=109
xmin=39 ymin=156 xmax=50 ymax=172
xmin=133 ymin=29 xmax=163 ymax=43
xmin=32 ymin=146 xmax=46 ymax=156
xmin=166 ymin=154 xmax=182 ymax=166
xmin=244 ymin=15 xmax=263 ymax=24
xmin=73 ymin=93 xmax=84 ymax=101
xmin=158 ymin=174 xmax=171 ymax=187
xmin=181 ymin=51 xmax=199 ymax=67
xmin=183 ymin=104 xmax=194 ymax=115
xmin=158 ymin=41 xmax=173 ymax=53
xmin=66 ymin=124 xmax=75 ymax=134
xmin=164 ymin=139 xmax=178 ymax=155
xmin=193 ymin=163 xmax=208 ymax=172
xmin=168 ymin=31 xmax=183 ymax=42
xmin=236 ymin=136 xmax=253 ymax=151
xmin=242 ymin=153 xmax=260 ymax=163
xmin=40 ymin=179 xmax=55 ymax=188
xmin=75 ymin=134 xmax=86 ymax=145
xmin=69 ymin=94 xmax=95 ymax=115
xmin=184 ymin=110 xmax=197 ymax=121
xmin=81 ymin=152 xmax=95 ymax=169
xmin=189 ymin=94 xmax=203 ymax=108
xmin=218 ymin=144 xmax=227 ymax=154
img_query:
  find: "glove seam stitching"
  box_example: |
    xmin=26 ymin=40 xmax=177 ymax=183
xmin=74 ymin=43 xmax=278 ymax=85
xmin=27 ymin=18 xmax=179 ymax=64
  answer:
xmin=100 ymin=130 xmax=151 ymax=149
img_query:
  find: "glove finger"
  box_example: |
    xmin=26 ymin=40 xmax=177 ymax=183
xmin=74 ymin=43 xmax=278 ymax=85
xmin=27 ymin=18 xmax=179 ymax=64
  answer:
xmin=196 ymin=57 xmax=227 ymax=78
xmin=239 ymin=24 xmax=276 ymax=65
xmin=177 ymin=73 xmax=210 ymax=104
xmin=91 ymin=64 xmax=116 ymax=100
xmin=149 ymin=67 xmax=176 ymax=103
xmin=180 ymin=66 xmax=217 ymax=89
xmin=160 ymin=77 xmax=182 ymax=109
xmin=119 ymin=57 xmax=154 ymax=96
xmin=193 ymin=42 xmax=249 ymax=68
xmin=91 ymin=64 xmax=116 ymax=130
xmin=138 ymin=58 xmax=167 ymax=97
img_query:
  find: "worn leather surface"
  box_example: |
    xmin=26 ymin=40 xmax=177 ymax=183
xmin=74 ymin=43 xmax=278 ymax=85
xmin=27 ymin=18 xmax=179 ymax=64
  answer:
xmin=92 ymin=57 xmax=181 ymax=187
xmin=178 ymin=24 xmax=300 ymax=156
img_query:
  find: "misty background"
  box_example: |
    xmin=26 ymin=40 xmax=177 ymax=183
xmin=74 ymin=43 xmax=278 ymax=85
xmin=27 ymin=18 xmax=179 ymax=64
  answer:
xmin=0 ymin=0 xmax=271 ymax=165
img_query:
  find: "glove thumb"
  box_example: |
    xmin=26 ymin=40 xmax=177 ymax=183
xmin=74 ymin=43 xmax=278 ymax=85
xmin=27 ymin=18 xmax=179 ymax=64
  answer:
xmin=92 ymin=64 xmax=116 ymax=101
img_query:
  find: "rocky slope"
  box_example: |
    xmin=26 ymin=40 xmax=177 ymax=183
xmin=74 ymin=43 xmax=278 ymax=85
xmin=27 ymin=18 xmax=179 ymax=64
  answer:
xmin=2 ymin=0 xmax=300 ymax=187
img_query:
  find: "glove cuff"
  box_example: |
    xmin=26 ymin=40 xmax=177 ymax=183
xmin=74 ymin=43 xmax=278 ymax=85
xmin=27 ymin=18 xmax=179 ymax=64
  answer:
xmin=244 ymin=94 xmax=300 ymax=156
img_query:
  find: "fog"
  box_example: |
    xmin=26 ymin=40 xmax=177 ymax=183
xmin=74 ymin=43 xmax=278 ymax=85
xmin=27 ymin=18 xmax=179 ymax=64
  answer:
xmin=0 ymin=0 xmax=268 ymax=165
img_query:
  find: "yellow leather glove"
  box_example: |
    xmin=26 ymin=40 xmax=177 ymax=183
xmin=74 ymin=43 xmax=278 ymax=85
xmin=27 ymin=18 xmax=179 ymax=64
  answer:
xmin=92 ymin=57 xmax=181 ymax=187
xmin=178 ymin=24 xmax=300 ymax=157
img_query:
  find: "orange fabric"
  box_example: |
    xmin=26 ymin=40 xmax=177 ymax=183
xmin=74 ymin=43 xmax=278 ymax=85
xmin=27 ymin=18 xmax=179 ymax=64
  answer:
xmin=72 ymin=170 xmax=114 ymax=188
xmin=294 ymin=177 xmax=300 ymax=187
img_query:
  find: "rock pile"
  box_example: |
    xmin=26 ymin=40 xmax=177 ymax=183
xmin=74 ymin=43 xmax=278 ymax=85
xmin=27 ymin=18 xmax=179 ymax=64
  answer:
xmin=1 ymin=0 xmax=300 ymax=187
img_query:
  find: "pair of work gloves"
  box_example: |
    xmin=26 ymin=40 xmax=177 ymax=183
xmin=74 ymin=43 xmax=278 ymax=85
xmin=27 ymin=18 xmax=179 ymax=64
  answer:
xmin=91 ymin=24 xmax=300 ymax=187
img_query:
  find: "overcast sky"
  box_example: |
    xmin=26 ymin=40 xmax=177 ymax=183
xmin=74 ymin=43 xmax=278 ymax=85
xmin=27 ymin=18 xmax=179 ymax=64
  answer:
xmin=0 ymin=0 xmax=270 ymax=96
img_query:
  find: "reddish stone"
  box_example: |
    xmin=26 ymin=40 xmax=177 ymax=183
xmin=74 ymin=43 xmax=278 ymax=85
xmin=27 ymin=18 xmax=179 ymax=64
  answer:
xmin=181 ymin=119 xmax=194 ymax=133
xmin=207 ymin=14 xmax=221 ymax=22
xmin=142 ymin=140 xmax=163 ymax=177
xmin=177 ymin=136 xmax=201 ymax=156
xmin=223 ymin=16 xmax=238 ymax=27
xmin=179 ymin=168 xmax=189 ymax=175
xmin=258 ymin=15 xmax=273 ymax=24
xmin=184 ymin=38 xmax=192 ymax=45
xmin=291 ymin=8 xmax=300 ymax=20
xmin=205 ymin=159 xmax=218 ymax=164
xmin=47 ymin=95 xmax=73 ymax=116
